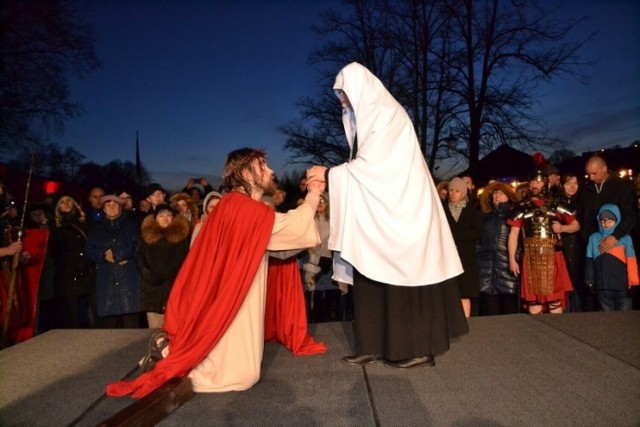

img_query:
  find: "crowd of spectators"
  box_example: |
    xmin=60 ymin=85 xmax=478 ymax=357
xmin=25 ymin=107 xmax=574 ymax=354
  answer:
xmin=0 ymin=153 xmax=638 ymax=345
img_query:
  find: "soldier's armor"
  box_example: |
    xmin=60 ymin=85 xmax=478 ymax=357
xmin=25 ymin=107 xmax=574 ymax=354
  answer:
xmin=511 ymin=197 xmax=573 ymax=296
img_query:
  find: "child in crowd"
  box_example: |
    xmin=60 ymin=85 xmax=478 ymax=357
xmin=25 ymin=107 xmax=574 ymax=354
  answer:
xmin=585 ymin=204 xmax=639 ymax=311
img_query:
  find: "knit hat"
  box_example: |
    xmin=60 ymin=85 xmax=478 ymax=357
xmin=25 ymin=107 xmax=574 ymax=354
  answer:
xmin=100 ymin=195 xmax=124 ymax=206
xmin=448 ymin=177 xmax=468 ymax=196
xmin=145 ymin=183 xmax=165 ymax=198
xmin=599 ymin=210 xmax=617 ymax=222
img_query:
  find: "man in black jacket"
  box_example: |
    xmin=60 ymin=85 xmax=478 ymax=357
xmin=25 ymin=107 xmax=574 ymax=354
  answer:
xmin=578 ymin=155 xmax=637 ymax=254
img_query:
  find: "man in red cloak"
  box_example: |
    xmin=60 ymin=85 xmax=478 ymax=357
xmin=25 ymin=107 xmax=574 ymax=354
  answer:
xmin=107 ymin=148 xmax=325 ymax=398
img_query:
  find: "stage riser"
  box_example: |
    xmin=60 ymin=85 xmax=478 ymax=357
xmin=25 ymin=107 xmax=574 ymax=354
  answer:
xmin=1 ymin=313 xmax=638 ymax=426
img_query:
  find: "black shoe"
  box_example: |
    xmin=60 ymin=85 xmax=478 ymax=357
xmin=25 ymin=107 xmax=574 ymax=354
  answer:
xmin=386 ymin=356 xmax=435 ymax=369
xmin=342 ymin=354 xmax=384 ymax=366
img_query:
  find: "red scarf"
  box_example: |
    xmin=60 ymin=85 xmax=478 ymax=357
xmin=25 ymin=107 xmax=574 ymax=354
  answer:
xmin=107 ymin=192 xmax=275 ymax=398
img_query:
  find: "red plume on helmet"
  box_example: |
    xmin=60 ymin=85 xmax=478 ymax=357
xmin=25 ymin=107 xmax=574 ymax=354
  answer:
xmin=531 ymin=152 xmax=547 ymax=182
xmin=532 ymin=152 xmax=546 ymax=171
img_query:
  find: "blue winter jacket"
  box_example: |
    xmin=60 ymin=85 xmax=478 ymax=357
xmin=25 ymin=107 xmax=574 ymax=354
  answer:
xmin=86 ymin=211 xmax=140 ymax=316
xmin=585 ymin=204 xmax=639 ymax=291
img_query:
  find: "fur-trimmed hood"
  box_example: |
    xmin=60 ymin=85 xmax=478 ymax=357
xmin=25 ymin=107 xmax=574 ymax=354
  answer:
xmin=141 ymin=214 xmax=190 ymax=244
xmin=479 ymin=181 xmax=521 ymax=214
xmin=169 ymin=192 xmax=199 ymax=219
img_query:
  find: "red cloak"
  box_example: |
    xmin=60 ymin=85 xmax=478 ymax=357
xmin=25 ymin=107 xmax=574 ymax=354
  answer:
xmin=0 ymin=228 xmax=48 ymax=344
xmin=265 ymin=257 xmax=327 ymax=355
xmin=106 ymin=192 xmax=275 ymax=398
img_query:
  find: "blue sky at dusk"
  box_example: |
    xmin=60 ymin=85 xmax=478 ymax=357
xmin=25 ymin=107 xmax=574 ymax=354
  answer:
xmin=61 ymin=0 xmax=640 ymax=189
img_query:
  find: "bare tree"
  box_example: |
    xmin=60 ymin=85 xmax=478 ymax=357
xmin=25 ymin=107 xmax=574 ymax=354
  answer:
xmin=62 ymin=146 xmax=86 ymax=180
xmin=0 ymin=0 xmax=100 ymax=152
xmin=385 ymin=0 xmax=466 ymax=168
xmin=440 ymin=0 xmax=592 ymax=173
xmin=280 ymin=0 xmax=592 ymax=175
xmin=281 ymin=0 xmax=404 ymax=167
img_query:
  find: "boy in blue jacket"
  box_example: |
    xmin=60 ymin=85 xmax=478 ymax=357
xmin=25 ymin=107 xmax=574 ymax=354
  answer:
xmin=585 ymin=204 xmax=639 ymax=311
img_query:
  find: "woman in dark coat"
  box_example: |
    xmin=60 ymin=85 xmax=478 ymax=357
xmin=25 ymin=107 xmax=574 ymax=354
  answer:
xmin=477 ymin=181 xmax=521 ymax=315
xmin=86 ymin=194 xmax=140 ymax=328
xmin=443 ymin=177 xmax=483 ymax=317
xmin=555 ymin=173 xmax=593 ymax=312
xmin=136 ymin=204 xmax=190 ymax=328
xmin=49 ymin=195 xmax=96 ymax=328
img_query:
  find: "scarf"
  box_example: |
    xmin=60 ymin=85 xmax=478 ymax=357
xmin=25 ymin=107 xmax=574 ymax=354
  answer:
xmin=448 ymin=200 xmax=467 ymax=222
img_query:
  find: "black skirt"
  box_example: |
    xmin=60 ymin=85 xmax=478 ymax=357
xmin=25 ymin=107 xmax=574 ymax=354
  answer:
xmin=351 ymin=269 xmax=468 ymax=361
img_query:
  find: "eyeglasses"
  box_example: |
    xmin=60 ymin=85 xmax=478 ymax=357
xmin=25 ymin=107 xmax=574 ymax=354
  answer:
xmin=599 ymin=218 xmax=615 ymax=224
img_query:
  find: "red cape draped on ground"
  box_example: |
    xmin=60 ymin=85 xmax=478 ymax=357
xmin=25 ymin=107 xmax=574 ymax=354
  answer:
xmin=265 ymin=257 xmax=327 ymax=355
xmin=0 ymin=228 xmax=48 ymax=343
xmin=106 ymin=192 xmax=275 ymax=398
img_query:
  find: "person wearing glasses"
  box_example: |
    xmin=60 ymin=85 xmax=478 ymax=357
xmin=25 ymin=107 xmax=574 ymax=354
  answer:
xmin=585 ymin=204 xmax=639 ymax=311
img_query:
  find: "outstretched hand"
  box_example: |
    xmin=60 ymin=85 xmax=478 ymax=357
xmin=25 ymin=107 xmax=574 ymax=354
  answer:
xmin=306 ymin=165 xmax=327 ymax=184
xmin=306 ymin=165 xmax=327 ymax=194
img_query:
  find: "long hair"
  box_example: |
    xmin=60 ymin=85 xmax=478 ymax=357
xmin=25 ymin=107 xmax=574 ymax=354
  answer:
xmin=222 ymin=148 xmax=266 ymax=195
xmin=316 ymin=192 xmax=329 ymax=221
xmin=559 ymin=172 xmax=580 ymax=199
xmin=55 ymin=195 xmax=86 ymax=226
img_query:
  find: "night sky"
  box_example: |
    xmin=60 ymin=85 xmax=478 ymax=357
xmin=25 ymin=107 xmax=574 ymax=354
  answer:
xmin=60 ymin=0 xmax=640 ymax=190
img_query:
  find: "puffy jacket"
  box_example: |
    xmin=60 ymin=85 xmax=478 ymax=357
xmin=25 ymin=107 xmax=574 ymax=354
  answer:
xmin=477 ymin=182 xmax=521 ymax=296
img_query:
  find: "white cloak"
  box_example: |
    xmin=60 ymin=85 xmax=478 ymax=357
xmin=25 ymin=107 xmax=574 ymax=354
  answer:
xmin=329 ymin=62 xmax=462 ymax=287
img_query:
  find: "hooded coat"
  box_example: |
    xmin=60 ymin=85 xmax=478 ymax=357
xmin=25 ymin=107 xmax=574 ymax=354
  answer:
xmin=585 ymin=203 xmax=639 ymax=291
xmin=169 ymin=192 xmax=199 ymax=231
xmin=328 ymin=62 xmax=462 ymax=286
xmin=477 ymin=182 xmax=522 ymax=295
xmin=136 ymin=214 xmax=190 ymax=313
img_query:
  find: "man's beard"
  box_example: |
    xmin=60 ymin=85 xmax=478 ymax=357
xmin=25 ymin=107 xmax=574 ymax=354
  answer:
xmin=261 ymin=179 xmax=277 ymax=197
xmin=254 ymin=173 xmax=276 ymax=197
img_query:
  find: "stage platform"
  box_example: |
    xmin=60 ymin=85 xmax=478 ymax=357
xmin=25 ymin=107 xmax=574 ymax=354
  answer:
xmin=1 ymin=311 xmax=639 ymax=426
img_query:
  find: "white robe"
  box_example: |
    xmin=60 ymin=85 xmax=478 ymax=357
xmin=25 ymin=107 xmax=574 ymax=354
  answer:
xmin=329 ymin=62 xmax=462 ymax=286
xmin=189 ymin=193 xmax=320 ymax=392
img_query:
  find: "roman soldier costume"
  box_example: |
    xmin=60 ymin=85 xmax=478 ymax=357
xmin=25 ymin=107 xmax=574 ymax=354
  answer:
xmin=508 ymin=168 xmax=574 ymax=311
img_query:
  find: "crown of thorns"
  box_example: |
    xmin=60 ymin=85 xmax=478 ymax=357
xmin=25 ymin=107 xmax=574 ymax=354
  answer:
xmin=223 ymin=148 xmax=267 ymax=179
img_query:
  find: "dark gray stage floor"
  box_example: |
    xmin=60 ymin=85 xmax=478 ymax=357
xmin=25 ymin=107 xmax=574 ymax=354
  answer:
xmin=1 ymin=312 xmax=639 ymax=426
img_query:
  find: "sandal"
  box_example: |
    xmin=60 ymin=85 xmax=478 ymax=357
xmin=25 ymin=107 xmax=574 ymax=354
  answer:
xmin=139 ymin=331 xmax=170 ymax=373
xmin=548 ymin=300 xmax=563 ymax=313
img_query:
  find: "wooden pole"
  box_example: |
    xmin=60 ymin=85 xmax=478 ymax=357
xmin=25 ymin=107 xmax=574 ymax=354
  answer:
xmin=97 ymin=377 xmax=194 ymax=427
xmin=1 ymin=240 xmax=22 ymax=349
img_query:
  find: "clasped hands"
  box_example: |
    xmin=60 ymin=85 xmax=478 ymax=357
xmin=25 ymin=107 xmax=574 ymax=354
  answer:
xmin=305 ymin=165 xmax=327 ymax=194
xmin=105 ymin=249 xmax=128 ymax=265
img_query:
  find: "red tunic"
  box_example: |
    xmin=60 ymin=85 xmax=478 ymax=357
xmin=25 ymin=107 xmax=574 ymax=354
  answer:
xmin=507 ymin=198 xmax=574 ymax=308
xmin=0 ymin=228 xmax=48 ymax=343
